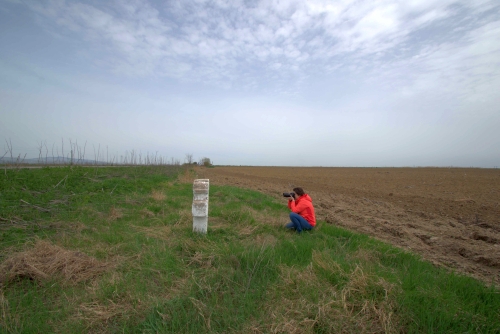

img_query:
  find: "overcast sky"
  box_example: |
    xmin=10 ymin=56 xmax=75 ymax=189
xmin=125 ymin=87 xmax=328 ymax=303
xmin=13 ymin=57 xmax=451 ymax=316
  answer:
xmin=1 ymin=0 xmax=499 ymax=167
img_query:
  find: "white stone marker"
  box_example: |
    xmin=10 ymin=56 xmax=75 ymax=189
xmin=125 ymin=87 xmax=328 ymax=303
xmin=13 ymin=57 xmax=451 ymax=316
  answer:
xmin=192 ymin=179 xmax=209 ymax=233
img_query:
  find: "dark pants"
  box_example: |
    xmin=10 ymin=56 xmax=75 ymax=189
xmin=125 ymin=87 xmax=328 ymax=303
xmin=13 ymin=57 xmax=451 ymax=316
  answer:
xmin=285 ymin=212 xmax=313 ymax=233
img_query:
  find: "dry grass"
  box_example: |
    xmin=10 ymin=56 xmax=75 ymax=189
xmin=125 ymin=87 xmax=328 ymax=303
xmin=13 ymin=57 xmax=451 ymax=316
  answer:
xmin=150 ymin=190 xmax=166 ymax=201
xmin=349 ymin=248 xmax=381 ymax=264
xmin=0 ymin=289 xmax=16 ymax=332
xmin=76 ymin=300 xmax=134 ymax=326
xmin=249 ymin=250 xmax=402 ymax=334
xmin=72 ymin=285 xmax=141 ymax=333
xmin=72 ymin=266 xmax=191 ymax=331
xmin=207 ymin=216 xmax=227 ymax=230
xmin=205 ymin=205 xmax=283 ymax=245
xmin=256 ymin=264 xmax=322 ymax=334
xmin=238 ymin=225 xmax=259 ymax=236
xmin=177 ymin=168 xmax=197 ymax=184
xmin=337 ymin=265 xmax=399 ymax=333
xmin=250 ymin=207 xmax=289 ymax=228
xmin=108 ymin=207 xmax=123 ymax=221
xmin=173 ymin=209 xmax=192 ymax=226
xmin=180 ymin=238 xmax=206 ymax=256
xmin=242 ymin=234 xmax=279 ymax=249
xmin=0 ymin=239 xmax=112 ymax=286
xmin=189 ymin=297 xmax=212 ymax=330
xmin=187 ymin=252 xmax=216 ymax=269
xmin=124 ymin=194 xmax=143 ymax=206
xmin=133 ymin=225 xmax=172 ymax=240
xmin=68 ymin=254 xmax=189 ymax=331
xmin=140 ymin=208 xmax=155 ymax=218
xmin=313 ymin=250 xmax=400 ymax=333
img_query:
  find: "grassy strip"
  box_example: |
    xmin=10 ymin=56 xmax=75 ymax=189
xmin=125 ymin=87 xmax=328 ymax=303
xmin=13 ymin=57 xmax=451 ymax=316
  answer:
xmin=0 ymin=165 xmax=182 ymax=250
xmin=0 ymin=167 xmax=498 ymax=333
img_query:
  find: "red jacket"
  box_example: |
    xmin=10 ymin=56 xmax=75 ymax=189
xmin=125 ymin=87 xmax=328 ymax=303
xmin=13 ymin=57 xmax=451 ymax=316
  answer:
xmin=288 ymin=194 xmax=316 ymax=227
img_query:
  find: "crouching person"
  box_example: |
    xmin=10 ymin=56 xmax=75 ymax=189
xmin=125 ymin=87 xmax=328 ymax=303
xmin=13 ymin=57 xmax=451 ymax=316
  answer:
xmin=285 ymin=187 xmax=316 ymax=232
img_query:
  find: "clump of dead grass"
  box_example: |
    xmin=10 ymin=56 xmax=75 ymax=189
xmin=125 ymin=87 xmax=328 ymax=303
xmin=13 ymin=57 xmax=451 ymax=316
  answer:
xmin=252 ymin=251 xmax=401 ymax=334
xmin=0 ymin=239 xmax=112 ymax=286
xmin=76 ymin=299 xmax=136 ymax=327
xmin=207 ymin=217 xmax=227 ymax=230
xmin=108 ymin=207 xmax=123 ymax=221
xmin=180 ymin=238 xmax=205 ymax=257
xmin=335 ymin=265 xmax=399 ymax=333
xmin=133 ymin=225 xmax=172 ymax=240
xmin=174 ymin=209 xmax=191 ymax=226
xmin=150 ymin=190 xmax=166 ymax=201
xmin=238 ymin=225 xmax=259 ymax=236
xmin=140 ymin=208 xmax=155 ymax=218
xmin=0 ymin=289 xmax=17 ymax=332
xmin=187 ymin=251 xmax=216 ymax=269
xmin=256 ymin=264 xmax=323 ymax=334
xmin=313 ymin=250 xmax=400 ymax=333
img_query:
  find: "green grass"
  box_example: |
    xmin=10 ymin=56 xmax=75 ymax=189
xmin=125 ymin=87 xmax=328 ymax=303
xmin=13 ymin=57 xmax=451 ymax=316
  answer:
xmin=0 ymin=166 xmax=499 ymax=333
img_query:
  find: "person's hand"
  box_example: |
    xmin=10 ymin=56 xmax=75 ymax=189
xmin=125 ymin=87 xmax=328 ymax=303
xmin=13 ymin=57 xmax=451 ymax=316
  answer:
xmin=288 ymin=196 xmax=294 ymax=201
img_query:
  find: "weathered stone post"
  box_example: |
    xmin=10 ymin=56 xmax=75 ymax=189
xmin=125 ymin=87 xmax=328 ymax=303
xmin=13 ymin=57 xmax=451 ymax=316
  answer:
xmin=192 ymin=179 xmax=209 ymax=233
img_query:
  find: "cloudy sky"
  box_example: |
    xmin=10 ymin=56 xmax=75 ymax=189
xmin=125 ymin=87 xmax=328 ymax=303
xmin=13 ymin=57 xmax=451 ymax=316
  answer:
xmin=1 ymin=0 xmax=499 ymax=167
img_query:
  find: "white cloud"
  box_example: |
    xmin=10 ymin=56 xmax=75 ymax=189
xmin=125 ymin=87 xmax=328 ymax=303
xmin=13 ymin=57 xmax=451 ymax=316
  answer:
xmin=367 ymin=18 xmax=500 ymax=106
xmin=18 ymin=0 xmax=494 ymax=86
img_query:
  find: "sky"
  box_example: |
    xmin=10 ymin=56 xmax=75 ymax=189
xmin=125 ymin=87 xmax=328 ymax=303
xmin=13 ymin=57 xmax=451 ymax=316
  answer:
xmin=1 ymin=0 xmax=499 ymax=167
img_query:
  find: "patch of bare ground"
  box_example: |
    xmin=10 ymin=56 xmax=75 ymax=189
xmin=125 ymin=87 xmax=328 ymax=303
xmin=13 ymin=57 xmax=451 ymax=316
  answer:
xmin=0 ymin=239 xmax=112 ymax=286
xmin=197 ymin=166 xmax=500 ymax=285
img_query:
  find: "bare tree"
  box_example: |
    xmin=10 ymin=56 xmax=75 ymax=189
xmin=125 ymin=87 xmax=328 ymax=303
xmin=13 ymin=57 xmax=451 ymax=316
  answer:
xmin=81 ymin=141 xmax=87 ymax=164
xmin=44 ymin=141 xmax=48 ymax=164
xmin=185 ymin=153 xmax=194 ymax=164
xmin=6 ymin=139 xmax=13 ymax=163
xmin=37 ymin=141 xmax=43 ymax=164
xmin=61 ymin=138 xmax=65 ymax=164
xmin=51 ymin=142 xmax=55 ymax=164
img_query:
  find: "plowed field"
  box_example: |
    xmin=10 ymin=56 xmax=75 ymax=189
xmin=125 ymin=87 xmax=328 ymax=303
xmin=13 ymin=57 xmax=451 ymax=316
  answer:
xmin=197 ymin=166 xmax=500 ymax=285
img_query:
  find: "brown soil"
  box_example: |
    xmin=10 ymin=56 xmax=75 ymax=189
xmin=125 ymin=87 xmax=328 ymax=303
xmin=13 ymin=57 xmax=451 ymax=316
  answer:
xmin=197 ymin=166 xmax=500 ymax=285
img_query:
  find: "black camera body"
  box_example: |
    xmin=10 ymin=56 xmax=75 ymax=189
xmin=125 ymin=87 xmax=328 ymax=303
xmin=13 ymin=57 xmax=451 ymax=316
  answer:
xmin=283 ymin=192 xmax=295 ymax=198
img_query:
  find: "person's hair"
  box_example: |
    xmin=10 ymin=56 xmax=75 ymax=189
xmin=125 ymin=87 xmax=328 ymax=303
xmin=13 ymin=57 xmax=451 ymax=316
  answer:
xmin=293 ymin=187 xmax=305 ymax=196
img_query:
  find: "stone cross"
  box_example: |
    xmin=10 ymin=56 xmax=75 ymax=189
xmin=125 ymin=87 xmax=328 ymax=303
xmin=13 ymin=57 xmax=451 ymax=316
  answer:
xmin=192 ymin=179 xmax=209 ymax=233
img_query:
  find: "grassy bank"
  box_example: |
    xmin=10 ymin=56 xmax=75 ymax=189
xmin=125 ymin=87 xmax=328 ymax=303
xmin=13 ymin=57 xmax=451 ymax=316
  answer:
xmin=0 ymin=166 xmax=498 ymax=333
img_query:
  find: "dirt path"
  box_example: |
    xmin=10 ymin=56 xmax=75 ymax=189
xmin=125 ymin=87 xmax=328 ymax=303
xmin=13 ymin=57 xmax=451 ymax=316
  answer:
xmin=197 ymin=166 xmax=500 ymax=285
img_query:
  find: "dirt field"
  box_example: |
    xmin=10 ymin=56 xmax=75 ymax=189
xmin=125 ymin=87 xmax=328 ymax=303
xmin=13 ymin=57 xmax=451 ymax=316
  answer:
xmin=197 ymin=166 xmax=500 ymax=285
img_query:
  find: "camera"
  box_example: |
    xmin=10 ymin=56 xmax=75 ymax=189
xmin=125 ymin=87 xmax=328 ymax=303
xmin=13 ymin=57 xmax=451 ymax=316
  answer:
xmin=283 ymin=192 xmax=295 ymax=198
